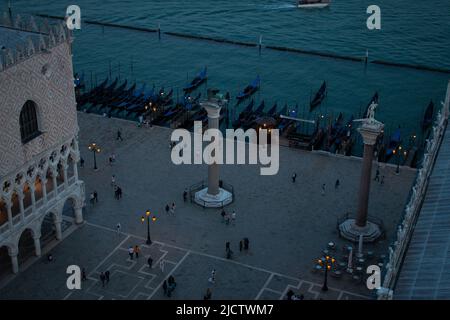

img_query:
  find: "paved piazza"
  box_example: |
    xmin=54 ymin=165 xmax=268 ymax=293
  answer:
xmin=0 ymin=113 xmax=416 ymax=300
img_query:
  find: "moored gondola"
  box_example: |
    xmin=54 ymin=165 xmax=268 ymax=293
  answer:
xmin=310 ymin=81 xmax=327 ymax=111
xmin=183 ymin=67 xmax=207 ymax=93
xmin=236 ymin=76 xmax=260 ymax=102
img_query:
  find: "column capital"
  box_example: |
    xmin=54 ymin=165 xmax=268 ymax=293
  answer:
xmin=201 ymin=101 xmax=222 ymax=119
xmin=358 ymin=123 xmax=383 ymax=146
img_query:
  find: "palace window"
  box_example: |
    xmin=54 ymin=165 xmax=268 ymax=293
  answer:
xmin=19 ymin=100 xmax=40 ymax=143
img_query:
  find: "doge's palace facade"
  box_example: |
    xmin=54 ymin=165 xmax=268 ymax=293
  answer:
xmin=0 ymin=14 xmax=85 ymax=276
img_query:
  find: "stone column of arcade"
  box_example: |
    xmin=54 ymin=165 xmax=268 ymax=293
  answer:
xmin=339 ymin=105 xmax=384 ymax=242
xmin=194 ymin=91 xmax=233 ymax=208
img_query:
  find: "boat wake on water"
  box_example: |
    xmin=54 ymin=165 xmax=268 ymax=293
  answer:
xmin=260 ymin=3 xmax=297 ymax=10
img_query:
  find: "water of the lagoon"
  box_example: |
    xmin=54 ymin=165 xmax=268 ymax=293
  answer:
xmin=4 ymin=0 xmax=450 ymax=155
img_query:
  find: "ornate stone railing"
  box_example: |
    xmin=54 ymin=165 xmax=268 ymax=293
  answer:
xmin=377 ymin=81 xmax=450 ymax=299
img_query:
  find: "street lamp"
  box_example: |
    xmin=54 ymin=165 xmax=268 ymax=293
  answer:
xmin=88 ymin=143 xmax=101 ymax=170
xmin=141 ymin=210 xmax=156 ymax=245
xmin=394 ymin=145 xmax=402 ymax=174
xmin=318 ymin=255 xmax=336 ymax=291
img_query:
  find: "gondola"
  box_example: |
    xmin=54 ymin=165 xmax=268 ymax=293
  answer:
xmin=421 ymin=100 xmax=434 ymax=131
xmin=183 ymin=67 xmax=207 ymax=93
xmin=266 ymin=103 xmax=278 ymax=117
xmin=310 ymin=81 xmax=327 ymax=111
xmin=241 ymin=101 xmax=266 ymax=130
xmin=232 ymin=99 xmax=255 ymax=128
xmin=236 ymin=76 xmax=260 ymax=102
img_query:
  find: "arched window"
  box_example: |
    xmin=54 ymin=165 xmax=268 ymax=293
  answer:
xmin=19 ymin=100 xmax=40 ymax=143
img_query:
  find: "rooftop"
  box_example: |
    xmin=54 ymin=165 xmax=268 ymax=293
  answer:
xmin=395 ymin=125 xmax=450 ymax=299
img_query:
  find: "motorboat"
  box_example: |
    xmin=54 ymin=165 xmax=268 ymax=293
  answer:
xmin=297 ymin=0 xmax=331 ymax=9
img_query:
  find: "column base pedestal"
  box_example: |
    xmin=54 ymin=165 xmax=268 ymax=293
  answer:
xmin=194 ymin=188 xmax=233 ymax=208
xmin=338 ymin=218 xmax=383 ymax=243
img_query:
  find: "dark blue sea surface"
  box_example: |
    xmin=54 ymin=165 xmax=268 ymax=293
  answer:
xmin=5 ymin=0 xmax=450 ymax=153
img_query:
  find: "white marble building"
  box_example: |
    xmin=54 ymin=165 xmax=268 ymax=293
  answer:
xmin=0 ymin=14 xmax=85 ymax=276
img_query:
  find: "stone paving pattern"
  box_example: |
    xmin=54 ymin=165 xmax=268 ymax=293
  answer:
xmin=0 ymin=113 xmax=416 ymax=299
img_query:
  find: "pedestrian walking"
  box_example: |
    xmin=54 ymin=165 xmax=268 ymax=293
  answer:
xmin=321 ymin=184 xmax=326 ymax=196
xmin=221 ymin=209 xmax=226 ymax=222
xmin=93 ymin=190 xmax=98 ymax=203
xmin=117 ymin=186 xmax=122 ymax=199
xmin=162 ymin=280 xmax=168 ymax=296
xmin=111 ymin=175 xmax=116 ymax=187
xmin=225 ymin=213 xmax=230 ymax=225
xmin=117 ymin=129 xmax=123 ymax=141
xmin=109 ymin=156 xmax=113 ymax=166
xmin=105 ymin=270 xmax=110 ymax=283
xmin=160 ymin=259 xmax=165 ymax=273
xmin=203 ymin=288 xmax=212 ymax=300
xmin=171 ymin=202 xmax=176 ymax=214
xmin=167 ymin=276 xmax=176 ymax=297
xmin=374 ymin=168 xmax=380 ymax=182
xmin=231 ymin=210 xmax=236 ymax=225
xmin=380 ymin=175 xmax=385 ymax=185
xmin=90 ymin=192 xmax=95 ymax=205
xmin=128 ymin=246 xmax=134 ymax=260
xmin=243 ymin=237 xmax=249 ymax=251
xmin=147 ymin=256 xmax=153 ymax=268
xmin=111 ymin=153 xmax=116 ymax=163
xmin=239 ymin=240 xmax=243 ymax=252
xmin=335 ymin=179 xmax=340 ymax=189
xmin=165 ymin=204 xmax=170 ymax=215
xmin=183 ymin=189 xmax=188 ymax=202
xmin=286 ymin=289 xmax=294 ymax=300
xmin=80 ymin=157 xmax=85 ymax=168
xmin=100 ymin=272 xmax=106 ymax=287
xmin=116 ymin=223 xmax=121 ymax=234
xmin=134 ymin=245 xmax=140 ymax=259
xmin=82 ymin=268 xmax=87 ymax=281
xmin=209 ymin=269 xmax=216 ymax=284
xmin=225 ymin=242 xmax=230 ymax=251
xmin=292 ymin=173 xmax=297 ymax=183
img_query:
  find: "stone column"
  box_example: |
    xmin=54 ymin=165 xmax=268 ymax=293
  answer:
xmin=30 ymin=184 xmax=36 ymax=210
xmin=6 ymin=200 xmax=13 ymax=229
xmin=33 ymin=234 xmax=41 ymax=257
xmin=9 ymin=248 xmax=19 ymax=274
xmin=204 ymin=102 xmax=221 ymax=196
xmin=55 ymin=219 xmax=63 ymax=240
xmin=339 ymin=119 xmax=384 ymax=242
xmin=63 ymin=164 xmax=69 ymax=187
xmin=73 ymin=159 xmax=79 ymax=181
xmin=355 ymin=126 xmax=379 ymax=227
xmin=74 ymin=205 xmax=83 ymax=224
xmin=193 ymin=91 xmax=233 ymax=208
xmin=52 ymin=172 xmax=58 ymax=196
xmin=42 ymin=178 xmax=48 ymax=203
xmin=18 ymin=192 xmax=25 ymax=221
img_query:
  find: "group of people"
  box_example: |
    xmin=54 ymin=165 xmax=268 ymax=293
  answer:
xmin=89 ymin=190 xmax=98 ymax=205
xmin=286 ymin=289 xmax=305 ymax=300
xmin=99 ymin=270 xmax=111 ymax=287
xmin=292 ymin=172 xmax=343 ymax=195
xmin=127 ymin=245 xmax=141 ymax=260
xmin=224 ymin=238 xmax=250 ymax=260
xmin=111 ymin=175 xmax=123 ymax=200
xmin=165 ymin=203 xmax=176 ymax=215
xmin=374 ymin=167 xmax=385 ymax=184
xmin=220 ymin=209 xmax=236 ymax=225
xmin=162 ymin=275 xmax=177 ymax=297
